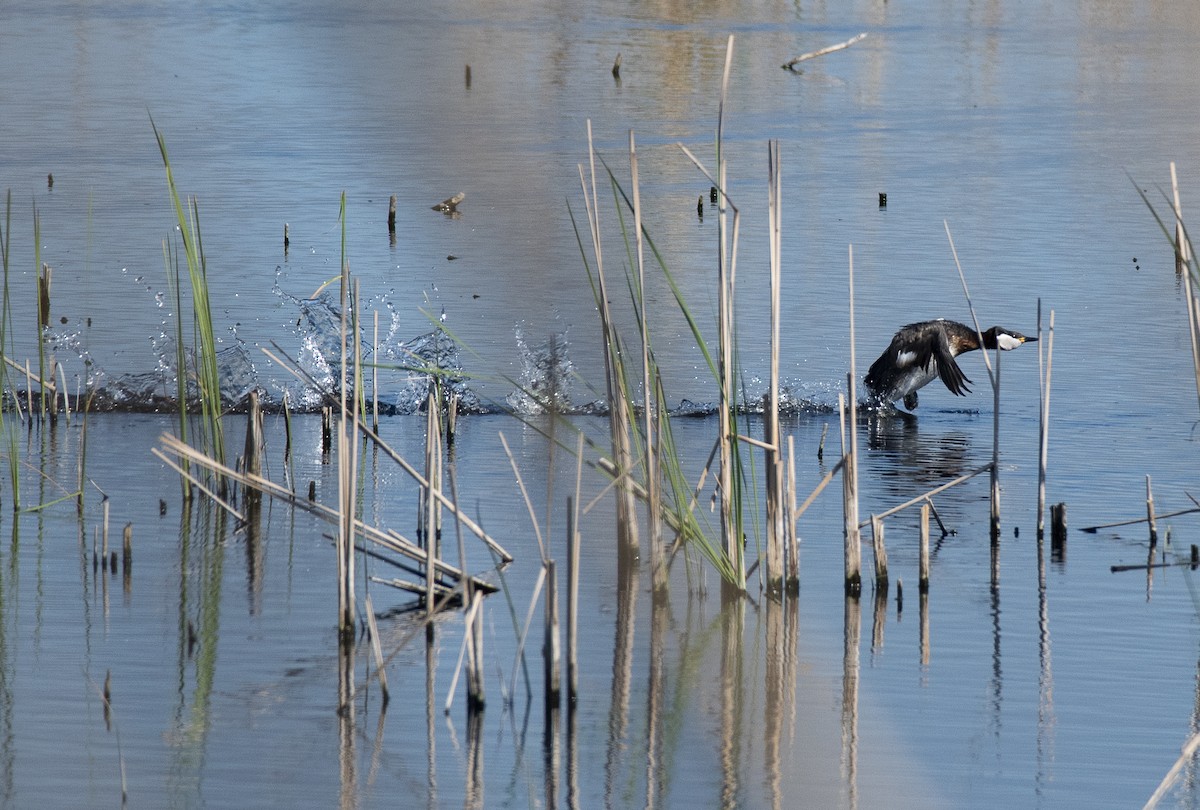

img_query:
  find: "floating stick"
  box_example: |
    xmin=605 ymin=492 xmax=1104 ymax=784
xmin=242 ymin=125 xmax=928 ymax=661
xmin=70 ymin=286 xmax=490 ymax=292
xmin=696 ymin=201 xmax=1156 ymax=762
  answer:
xmin=782 ymin=33 xmax=868 ymax=70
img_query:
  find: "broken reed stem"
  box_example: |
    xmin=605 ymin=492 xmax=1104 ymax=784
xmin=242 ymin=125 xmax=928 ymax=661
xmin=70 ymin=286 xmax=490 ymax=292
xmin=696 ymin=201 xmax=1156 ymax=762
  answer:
xmin=1037 ymin=307 xmax=1055 ymax=538
xmin=364 ymin=594 xmax=390 ymax=706
xmin=859 ymin=464 xmax=993 ymax=527
xmin=919 ymin=503 xmax=930 ymax=592
xmin=1147 ymin=475 xmax=1159 ymax=548
xmin=122 ymin=522 xmax=133 ymax=576
xmin=243 ymin=390 xmax=263 ymax=495
xmin=870 ymin=515 xmax=888 ymax=588
xmin=509 ymin=564 xmax=548 ymax=706
xmin=785 ymin=434 xmax=800 ymax=593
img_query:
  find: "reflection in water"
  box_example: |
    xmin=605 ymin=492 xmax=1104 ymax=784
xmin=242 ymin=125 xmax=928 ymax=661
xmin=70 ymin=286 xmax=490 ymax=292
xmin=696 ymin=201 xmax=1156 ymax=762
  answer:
xmin=842 ymin=596 xmax=861 ymax=810
xmin=338 ymin=642 xmax=357 ymax=810
xmin=1035 ymin=534 xmax=1056 ymax=800
xmin=425 ymin=636 xmax=437 ymax=810
xmin=763 ymin=597 xmax=799 ymax=810
xmin=645 ymin=593 xmax=667 ymax=809
xmin=864 ymin=410 xmax=977 ymax=492
xmin=464 ymin=707 xmax=485 ymax=810
xmin=0 ymin=521 xmax=13 ymax=805
xmin=720 ymin=599 xmax=744 ymax=809
xmin=168 ymin=502 xmax=226 ymax=801
xmin=604 ymin=562 xmax=637 ymax=810
xmin=989 ymin=580 xmax=1003 ymax=752
xmin=871 ymin=587 xmax=888 ymax=657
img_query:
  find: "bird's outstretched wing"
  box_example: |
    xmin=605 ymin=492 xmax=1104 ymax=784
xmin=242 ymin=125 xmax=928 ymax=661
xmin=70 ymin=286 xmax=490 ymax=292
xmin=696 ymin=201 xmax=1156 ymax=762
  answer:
xmin=931 ymin=330 xmax=973 ymax=396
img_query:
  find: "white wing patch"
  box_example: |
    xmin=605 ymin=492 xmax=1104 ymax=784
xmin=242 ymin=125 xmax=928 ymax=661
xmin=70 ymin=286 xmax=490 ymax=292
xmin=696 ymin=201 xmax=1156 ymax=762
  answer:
xmin=896 ymin=350 xmax=919 ymax=368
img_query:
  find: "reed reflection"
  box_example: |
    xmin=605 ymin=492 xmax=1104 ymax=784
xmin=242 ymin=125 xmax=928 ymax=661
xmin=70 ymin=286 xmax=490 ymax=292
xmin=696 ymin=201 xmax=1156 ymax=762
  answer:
xmin=763 ymin=595 xmax=799 ymax=810
xmin=841 ymin=595 xmax=861 ymax=810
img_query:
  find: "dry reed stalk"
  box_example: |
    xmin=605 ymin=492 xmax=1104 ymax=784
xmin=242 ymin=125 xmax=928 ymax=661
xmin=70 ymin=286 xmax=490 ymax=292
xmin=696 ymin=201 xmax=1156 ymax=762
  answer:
xmin=425 ymin=389 xmax=439 ymax=621
xmin=765 ymin=139 xmax=785 ymax=595
xmin=509 ymin=564 xmax=548 ymax=706
xmin=363 ymin=594 xmax=390 ymax=706
xmin=845 ymin=244 xmax=863 ymax=596
xmin=944 ymin=222 xmax=1002 ymax=540
xmin=57 ymin=363 xmax=70 ymax=425
xmin=1147 ymin=475 xmax=1158 ymax=548
xmin=580 ymin=120 xmax=639 ymax=564
xmin=629 ymin=130 xmax=665 ymax=594
xmin=498 ymin=431 xmax=546 ymax=560
xmin=870 ymin=515 xmax=887 ymax=588
xmin=990 ymin=344 xmax=1001 ymax=543
xmin=243 ymin=390 xmax=263 ymax=501
xmin=785 ymin=434 xmax=800 ymax=593
xmin=24 ymin=360 xmax=32 ymax=420
xmin=567 ymin=496 xmax=580 ymax=699
xmin=1172 ymin=162 xmax=1193 ymax=271
xmin=159 ymin=429 xmax=499 ymax=602
xmin=715 ymin=36 xmax=742 ymax=593
xmin=372 ymin=310 xmax=380 ymax=433
xmin=122 ymin=523 xmax=132 ymax=575
xmin=1171 ymin=163 xmax=1200 ymax=411
xmin=839 ymin=392 xmax=861 ymax=595
xmin=1144 ymin=730 xmax=1200 ymax=809
xmin=1037 ymin=308 xmax=1055 ymax=537
xmin=334 ymin=268 xmax=359 ymax=641
xmin=568 ymin=433 xmax=583 ymax=699
xmin=469 ymin=590 xmax=485 ymax=711
xmin=544 ymin=559 xmax=561 ymax=708
xmin=919 ymin=503 xmax=930 ymax=593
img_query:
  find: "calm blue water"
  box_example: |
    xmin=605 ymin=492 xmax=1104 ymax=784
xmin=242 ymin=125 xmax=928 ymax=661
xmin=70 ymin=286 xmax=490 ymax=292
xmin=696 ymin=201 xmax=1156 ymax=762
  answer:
xmin=2 ymin=0 xmax=1200 ymax=807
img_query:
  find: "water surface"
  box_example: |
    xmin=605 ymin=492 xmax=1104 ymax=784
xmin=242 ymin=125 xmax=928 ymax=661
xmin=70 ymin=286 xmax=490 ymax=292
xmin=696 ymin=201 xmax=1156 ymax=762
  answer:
xmin=2 ymin=0 xmax=1200 ymax=807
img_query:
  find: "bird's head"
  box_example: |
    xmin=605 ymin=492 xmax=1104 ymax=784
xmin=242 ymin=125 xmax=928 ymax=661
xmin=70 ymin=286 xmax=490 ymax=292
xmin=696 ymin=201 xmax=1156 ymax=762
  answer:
xmin=984 ymin=326 xmax=1037 ymax=351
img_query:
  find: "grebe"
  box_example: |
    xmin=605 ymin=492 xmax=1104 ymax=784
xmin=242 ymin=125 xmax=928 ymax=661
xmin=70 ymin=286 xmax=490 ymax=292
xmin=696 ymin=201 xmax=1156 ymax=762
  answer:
xmin=864 ymin=319 xmax=1036 ymax=410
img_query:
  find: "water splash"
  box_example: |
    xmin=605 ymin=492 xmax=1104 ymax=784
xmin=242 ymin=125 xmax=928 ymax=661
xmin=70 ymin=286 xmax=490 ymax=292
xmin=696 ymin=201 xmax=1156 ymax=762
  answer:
xmin=506 ymin=326 xmax=574 ymax=415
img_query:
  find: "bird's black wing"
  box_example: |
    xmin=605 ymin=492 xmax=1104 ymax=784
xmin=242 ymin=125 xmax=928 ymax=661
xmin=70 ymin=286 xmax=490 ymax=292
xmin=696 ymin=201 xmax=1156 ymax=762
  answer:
xmin=932 ymin=330 xmax=973 ymax=396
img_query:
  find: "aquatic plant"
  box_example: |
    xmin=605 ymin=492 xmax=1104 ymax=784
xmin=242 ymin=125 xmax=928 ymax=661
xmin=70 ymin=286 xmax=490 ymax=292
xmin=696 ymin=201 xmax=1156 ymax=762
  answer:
xmin=152 ymin=118 xmax=226 ymax=490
